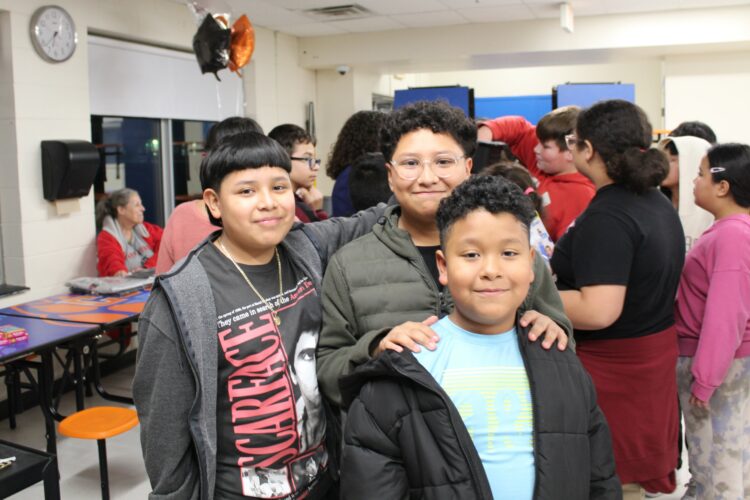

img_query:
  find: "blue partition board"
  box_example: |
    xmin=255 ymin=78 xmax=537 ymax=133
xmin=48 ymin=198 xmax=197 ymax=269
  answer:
xmin=475 ymin=95 xmax=552 ymax=124
xmin=556 ymin=84 xmax=635 ymax=108
xmin=394 ymin=87 xmax=472 ymax=117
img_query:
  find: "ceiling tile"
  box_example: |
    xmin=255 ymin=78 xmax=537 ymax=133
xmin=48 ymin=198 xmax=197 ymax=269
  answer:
xmin=527 ymin=0 xmax=609 ymax=18
xmin=328 ymin=16 xmax=408 ymax=32
xmin=228 ymin=1 xmax=310 ymax=26
xmin=439 ymin=0 xmax=523 ymax=8
xmin=356 ymin=0 xmax=448 ymax=15
xmin=457 ymin=3 xmax=535 ymax=22
xmin=268 ymin=22 xmax=349 ymax=37
xmin=396 ymin=10 xmax=470 ymax=27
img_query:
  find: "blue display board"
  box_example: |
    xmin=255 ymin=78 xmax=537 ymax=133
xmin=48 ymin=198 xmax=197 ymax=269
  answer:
xmin=555 ymin=83 xmax=635 ymax=108
xmin=393 ymin=86 xmax=474 ymax=117
xmin=475 ymin=95 xmax=552 ymax=124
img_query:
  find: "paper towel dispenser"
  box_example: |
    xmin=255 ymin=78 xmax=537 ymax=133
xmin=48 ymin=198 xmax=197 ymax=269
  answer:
xmin=41 ymin=140 xmax=100 ymax=201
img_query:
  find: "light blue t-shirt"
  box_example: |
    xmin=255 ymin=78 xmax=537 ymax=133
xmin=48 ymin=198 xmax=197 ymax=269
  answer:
xmin=413 ymin=317 xmax=535 ymax=500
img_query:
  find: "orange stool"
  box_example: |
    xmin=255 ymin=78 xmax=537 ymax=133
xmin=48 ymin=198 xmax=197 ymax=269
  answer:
xmin=58 ymin=407 xmax=138 ymax=500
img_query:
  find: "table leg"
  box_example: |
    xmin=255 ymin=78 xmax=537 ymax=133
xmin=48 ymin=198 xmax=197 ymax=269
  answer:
xmin=90 ymin=336 xmax=134 ymax=405
xmin=42 ymin=452 xmax=61 ymax=500
xmin=38 ymin=352 xmax=59 ymax=455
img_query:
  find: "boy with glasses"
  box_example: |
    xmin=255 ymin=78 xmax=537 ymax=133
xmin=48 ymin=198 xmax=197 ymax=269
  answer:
xmin=478 ymin=107 xmax=595 ymax=241
xmin=317 ymin=100 xmax=572 ymax=410
xmin=339 ymin=175 xmax=620 ymax=499
xmin=269 ymin=124 xmax=328 ymax=222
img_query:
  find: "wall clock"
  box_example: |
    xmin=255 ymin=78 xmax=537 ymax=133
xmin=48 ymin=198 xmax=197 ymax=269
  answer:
xmin=30 ymin=5 xmax=78 ymax=63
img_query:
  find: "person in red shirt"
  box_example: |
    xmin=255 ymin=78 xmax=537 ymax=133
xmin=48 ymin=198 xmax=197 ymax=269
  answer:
xmin=478 ymin=107 xmax=595 ymax=241
xmin=95 ymin=188 xmax=163 ymax=276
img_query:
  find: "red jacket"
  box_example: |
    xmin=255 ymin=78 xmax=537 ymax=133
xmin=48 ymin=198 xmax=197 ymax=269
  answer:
xmin=480 ymin=116 xmax=595 ymax=241
xmin=295 ymin=195 xmax=329 ymax=223
xmin=96 ymin=221 xmax=163 ymax=276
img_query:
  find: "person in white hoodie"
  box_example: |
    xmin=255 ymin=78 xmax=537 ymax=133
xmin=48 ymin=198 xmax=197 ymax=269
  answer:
xmin=659 ymin=136 xmax=713 ymax=252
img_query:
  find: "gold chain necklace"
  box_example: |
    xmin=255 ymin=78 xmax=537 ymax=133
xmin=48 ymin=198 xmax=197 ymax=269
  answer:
xmin=218 ymin=238 xmax=283 ymax=327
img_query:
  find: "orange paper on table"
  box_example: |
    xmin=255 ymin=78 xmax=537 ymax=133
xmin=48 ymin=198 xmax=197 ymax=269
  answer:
xmin=229 ymin=15 xmax=254 ymax=73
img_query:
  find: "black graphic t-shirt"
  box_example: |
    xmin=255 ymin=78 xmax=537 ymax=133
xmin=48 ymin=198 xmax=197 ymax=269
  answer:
xmin=199 ymin=243 xmax=328 ymax=499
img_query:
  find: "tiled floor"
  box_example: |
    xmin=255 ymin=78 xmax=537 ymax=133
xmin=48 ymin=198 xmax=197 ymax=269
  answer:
xmin=1 ymin=363 xmax=151 ymax=499
xmin=0 ymin=362 xmax=690 ymax=499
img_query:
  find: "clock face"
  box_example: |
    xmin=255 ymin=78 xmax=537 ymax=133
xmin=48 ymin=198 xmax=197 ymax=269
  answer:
xmin=30 ymin=6 xmax=77 ymax=63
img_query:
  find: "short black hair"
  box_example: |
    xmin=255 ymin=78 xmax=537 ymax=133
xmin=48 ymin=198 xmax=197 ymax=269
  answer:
xmin=670 ymin=121 xmax=717 ymax=145
xmin=205 ymin=116 xmax=264 ymax=151
xmin=706 ymin=143 xmax=750 ymax=208
xmin=380 ymin=100 xmax=477 ymax=161
xmin=436 ymin=175 xmax=535 ymax=248
xmin=200 ymin=132 xmax=291 ymax=226
xmin=268 ymin=123 xmax=316 ymax=156
xmin=348 ymin=152 xmax=391 ymax=212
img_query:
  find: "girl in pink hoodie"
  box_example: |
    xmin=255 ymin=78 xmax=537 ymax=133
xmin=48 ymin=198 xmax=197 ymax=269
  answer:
xmin=675 ymin=143 xmax=750 ymax=500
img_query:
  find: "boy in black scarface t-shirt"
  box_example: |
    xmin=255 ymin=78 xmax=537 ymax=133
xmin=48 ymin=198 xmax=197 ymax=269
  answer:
xmin=133 ymin=132 xmax=385 ymax=499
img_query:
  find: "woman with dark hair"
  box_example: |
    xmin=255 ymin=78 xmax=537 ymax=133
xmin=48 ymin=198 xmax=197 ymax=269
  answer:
xmin=326 ymin=110 xmax=386 ymax=217
xmin=675 ymin=143 xmax=750 ymax=500
xmin=96 ymin=188 xmax=163 ymax=276
xmin=550 ymin=100 xmax=685 ymax=499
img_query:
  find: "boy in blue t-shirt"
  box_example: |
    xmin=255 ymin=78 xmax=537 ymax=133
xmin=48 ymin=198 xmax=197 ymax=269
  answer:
xmin=339 ymin=175 xmax=621 ymax=499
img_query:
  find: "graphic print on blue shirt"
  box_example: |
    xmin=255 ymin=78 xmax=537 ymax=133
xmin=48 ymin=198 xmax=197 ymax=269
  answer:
xmin=414 ymin=317 xmax=535 ymax=500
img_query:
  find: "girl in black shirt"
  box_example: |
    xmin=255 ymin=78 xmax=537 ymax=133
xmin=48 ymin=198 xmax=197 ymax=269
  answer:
xmin=551 ymin=100 xmax=684 ymax=499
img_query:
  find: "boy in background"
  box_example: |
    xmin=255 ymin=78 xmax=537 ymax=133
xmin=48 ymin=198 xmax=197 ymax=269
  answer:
xmin=478 ymin=107 xmax=594 ymax=241
xmin=339 ymin=176 xmax=620 ymax=499
xmin=269 ymin=124 xmax=328 ymax=222
xmin=317 ymin=100 xmax=571 ymax=411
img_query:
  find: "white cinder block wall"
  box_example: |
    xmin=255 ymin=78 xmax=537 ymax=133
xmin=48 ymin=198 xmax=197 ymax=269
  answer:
xmin=1 ymin=0 xmax=750 ymax=307
xmin=0 ymin=0 xmax=316 ymax=307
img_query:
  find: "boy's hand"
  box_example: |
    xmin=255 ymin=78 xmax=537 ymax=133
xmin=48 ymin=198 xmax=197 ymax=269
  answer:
xmin=520 ymin=310 xmax=568 ymax=351
xmin=372 ymin=316 xmax=440 ymax=356
xmin=296 ymin=187 xmax=324 ymax=210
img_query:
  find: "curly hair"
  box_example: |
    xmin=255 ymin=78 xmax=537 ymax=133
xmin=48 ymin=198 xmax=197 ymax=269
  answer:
xmin=575 ymin=100 xmax=667 ymax=194
xmin=436 ymin=175 xmax=535 ymax=248
xmin=380 ymin=101 xmax=477 ymax=162
xmin=326 ymin=111 xmax=387 ymax=179
xmin=706 ymin=143 xmax=750 ymax=208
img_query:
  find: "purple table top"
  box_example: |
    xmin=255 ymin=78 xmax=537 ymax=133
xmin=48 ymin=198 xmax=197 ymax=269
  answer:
xmin=0 ymin=314 xmax=99 ymax=363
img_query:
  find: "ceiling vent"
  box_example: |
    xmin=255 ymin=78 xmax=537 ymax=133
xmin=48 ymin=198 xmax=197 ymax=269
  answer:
xmin=303 ymin=4 xmax=373 ymax=21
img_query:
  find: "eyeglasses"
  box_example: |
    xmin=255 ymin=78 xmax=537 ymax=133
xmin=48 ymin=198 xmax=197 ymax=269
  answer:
xmin=564 ymin=134 xmax=582 ymax=149
xmin=290 ymin=157 xmax=321 ymax=169
xmin=389 ymin=154 xmax=465 ymax=181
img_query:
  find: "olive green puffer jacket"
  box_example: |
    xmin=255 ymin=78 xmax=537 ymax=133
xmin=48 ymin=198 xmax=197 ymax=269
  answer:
xmin=317 ymin=205 xmax=573 ymax=407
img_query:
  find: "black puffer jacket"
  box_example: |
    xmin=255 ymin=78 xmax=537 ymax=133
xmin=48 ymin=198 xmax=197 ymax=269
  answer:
xmin=339 ymin=322 xmax=621 ymax=500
